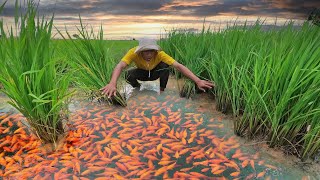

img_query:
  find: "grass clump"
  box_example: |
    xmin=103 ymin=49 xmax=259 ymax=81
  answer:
xmin=160 ymin=28 xmax=212 ymax=98
xmin=58 ymin=17 xmax=127 ymax=106
xmin=0 ymin=0 xmax=74 ymax=146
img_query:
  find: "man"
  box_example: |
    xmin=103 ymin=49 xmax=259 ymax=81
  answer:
xmin=101 ymin=38 xmax=214 ymax=98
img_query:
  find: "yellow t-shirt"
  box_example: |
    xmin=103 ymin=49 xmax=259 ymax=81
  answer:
xmin=121 ymin=47 xmax=175 ymax=70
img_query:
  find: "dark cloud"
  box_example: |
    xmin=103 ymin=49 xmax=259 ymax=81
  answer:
xmin=163 ymin=0 xmax=320 ymax=18
xmin=1 ymin=0 xmax=172 ymax=16
xmin=1 ymin=0 xmax=319 ymax=20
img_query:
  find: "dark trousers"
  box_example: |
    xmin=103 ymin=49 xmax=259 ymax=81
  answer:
xmin=125 ymin=62 xmax=170 ymax=89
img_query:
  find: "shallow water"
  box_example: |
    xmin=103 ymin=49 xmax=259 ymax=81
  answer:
xmin=0 ymin=80 xmax=319 ymax=179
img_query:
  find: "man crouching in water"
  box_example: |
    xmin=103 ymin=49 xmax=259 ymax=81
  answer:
xmin=101 ymin=38 xmax=214 ymax=98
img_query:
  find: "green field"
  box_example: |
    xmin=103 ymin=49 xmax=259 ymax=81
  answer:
xmin=53 ymin=39 xmax=138 ymax=61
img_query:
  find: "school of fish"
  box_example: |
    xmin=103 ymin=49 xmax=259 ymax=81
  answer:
xmin=0 ymin=93 xmax=282 ymax=179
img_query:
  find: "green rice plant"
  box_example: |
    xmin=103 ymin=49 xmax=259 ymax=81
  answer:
xmin=202 ymin=19 xmax=320 ymax=159
xmin=204 ymin=20 xmax=264 ymax=114
xmin=267 ymin=24 xmax=320 ymax=156
xmin=57 ymin=17 xmax=127 ymax=106
xmin=234 ymin=22 xmax=320 ymax=159
xmin=0 ymin=2 xmax=5 ymax=88
xmin=178 ymin=79 xmax=194 ymax=99
xmin=160 ymin=27 xmax=213 ymax=98
xmin=0 ymin=0 xmax=73 ymax=145
xmin=160 ymin=30 xmax=184 ymax=76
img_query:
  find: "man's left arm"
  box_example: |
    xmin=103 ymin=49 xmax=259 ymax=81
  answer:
xmin=172 ymin=61 xmax=214 ymax=92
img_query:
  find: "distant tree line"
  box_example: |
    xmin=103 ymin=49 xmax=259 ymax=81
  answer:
xmin=308 ymin=8 xmax=320 ymax=26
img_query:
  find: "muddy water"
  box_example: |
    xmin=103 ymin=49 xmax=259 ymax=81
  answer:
xmin=0 ymin=78 xmax=319 ymax=179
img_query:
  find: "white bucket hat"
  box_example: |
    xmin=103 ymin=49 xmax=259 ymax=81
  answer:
xmin=134 ymin=38 xmax=161 ymax=54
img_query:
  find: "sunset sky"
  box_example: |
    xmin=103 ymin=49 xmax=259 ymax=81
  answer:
xmin=1 ymin=0 xmax=319 ymax=39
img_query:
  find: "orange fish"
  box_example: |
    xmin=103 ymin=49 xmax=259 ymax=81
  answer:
xmin=195 ymin=160 xmax=209 ymax=166
xmin=14 ymin=127 xmax=24 ymax=134
xmin=113 ymin=174 xmax=126 ymax=180
xmin=258 ymin=160 xmax=265 ymax=166
xmin=201 ymin=168 xmax=210 ymax=172
xmin=181 ymin=138 xmax=187 ymax=145
xmin=157 ymin=144 xmax=162 ymax=153
xmin=75 ymin=161 xmax=81 ymax=174
xmin=162 ymin=147 xmax=174 ymax=154
xmin=174 ymin=118 xmax=182 ymax=125
xmin=257 ymin=171 xmax=266 ymax=178
xmin=81 ymin=169 xmax=91 ymax=176
xmin=144 ymin=148 xmax=157 ymax=156
xmin=175 ymin=151 xmax=180 ymax=158
xmin=188 ymin=137 xmax=194 ymax=143
xmin=124 ymin=169 xmax=139 ymax=178
xmin=115 ymin=162 xmax=129 ymax=173
xmin=186 ymin=155 xmax=193 ymax=164
xmin=180 ymin=167 xmax=193 ymax=172
xmin=156 ymin=128 xmax=167 ymax=136
xmin=148 ymin=159 xmax=155 ymax=169
xmin=232 ymin=149 xmax=242 ymax=158
xmin=210 ymin=165 xmax=221 ymax=173
xmin=158 ymin=160 xmax=173 ymax=166
xmin=190 ymin=172 xmax=208 ymax=178
xmin=140 ymin=170 xmax=152 ymax=179
xmin=242 ymin=160 xmax=249 ymax=168
xmin=104 ymin=147 xmax=112 ymax=156
xmin=88 ymin=166 xmax=105 ymax=172
xmin=167 ymin=162 xmax=176 ymax=170
xmin=174 ymin=171 xmax=192 ymax=178
xmin=144 ymin=155 xmax=159 ymax=161
xmin=250 ymin=160 xmax=255 ymax=170
xmin=154 ymin=166 xmax=167 ymax=176
xmin=224 ymin=161 xmax=240 ymax=171
xmin=230 ymin=171 xmax=240 ymax=177
xmin=264 ymin=164 xmax=278 ymax=170
xmin=160 ymin=123 xmax=170 ymax=129
xmin=179 ymin=148 xmax=190 ymax=155
xmin=49 ymin=157 xmax=59 ymax=167
xmin=212 ymin=169 xmax=225 ymax=175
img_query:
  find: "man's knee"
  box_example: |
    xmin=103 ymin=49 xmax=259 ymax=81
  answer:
xmin=125 ymin=69 xmax=141 ymax=87
xmin=125 ymin=68 xmax=137 ymax=79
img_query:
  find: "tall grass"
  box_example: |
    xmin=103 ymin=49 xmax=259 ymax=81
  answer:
xmin=0 ymin=1 xmax=73 ymax=145
xmin=0 ymin=1 xmax=6 ymax=69
xmin=160 ymin=28 xmax=213 ymax=98
xmin=163 ymin=20 xmax=320 ymax=160
xmin=57 ymin=17 xmax=127 ymax=106
xmin=204 ymin=21 xmax=262 ymax=114
xmin=215 ymin=21 xmax=320 ymax=160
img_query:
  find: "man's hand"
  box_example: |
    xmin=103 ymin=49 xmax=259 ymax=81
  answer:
xmin=196 ymin=80 xmax=214 ymax=92
xmin=172 ymin=62 xmax=214 ymax=92
xmin=100 ymin=61 xmax=127 ymax=98
xmin=100 ymin=83 xmax=117 ymax=98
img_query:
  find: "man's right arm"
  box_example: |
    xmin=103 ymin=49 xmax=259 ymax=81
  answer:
xmin=101 ymin=61 xmax=128 ymax=98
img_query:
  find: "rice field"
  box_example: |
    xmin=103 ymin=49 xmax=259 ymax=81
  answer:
xmin=0 ymin=0 xmax=320 ymax=179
